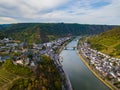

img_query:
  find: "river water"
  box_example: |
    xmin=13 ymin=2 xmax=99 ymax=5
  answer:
xmin=60 ymin=38 xmax=110 ymax=90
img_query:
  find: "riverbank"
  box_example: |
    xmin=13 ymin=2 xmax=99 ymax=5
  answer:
xmin=77 ymin=51 xmax=116 ymax=90
xmin=57 ymin=38 xmax=73 ymax=90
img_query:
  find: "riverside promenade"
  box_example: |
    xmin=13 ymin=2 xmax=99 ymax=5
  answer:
xmin=77 ymin=51 xmax=114 ymax=90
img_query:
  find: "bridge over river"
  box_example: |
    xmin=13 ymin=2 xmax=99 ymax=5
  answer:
xmin=64 ymin=46 xmax=77 ymax=50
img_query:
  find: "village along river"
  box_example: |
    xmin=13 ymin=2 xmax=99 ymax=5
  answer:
xmin=60 ymin=37 xmax=110 ymax=90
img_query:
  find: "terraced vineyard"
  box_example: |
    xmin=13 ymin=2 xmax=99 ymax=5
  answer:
xmin=0 ymin=68 xmax=18 ymax=89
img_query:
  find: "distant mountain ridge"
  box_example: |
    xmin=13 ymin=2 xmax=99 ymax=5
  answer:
xmin=0 ymin=23 xmax=117 ymax=43
xmin=88 ymin=26 xmax=120 ymax=58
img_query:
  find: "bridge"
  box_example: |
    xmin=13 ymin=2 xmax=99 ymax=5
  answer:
xmin=64 ymin=46 xmax=77 ymax=50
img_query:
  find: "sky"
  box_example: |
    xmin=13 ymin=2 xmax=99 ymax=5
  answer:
xmin=0 ymin=0 xmax=120 ymax=25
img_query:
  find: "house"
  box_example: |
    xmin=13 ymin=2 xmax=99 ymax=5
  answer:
xmin=16 ymin=60 xmax=23 ymax=65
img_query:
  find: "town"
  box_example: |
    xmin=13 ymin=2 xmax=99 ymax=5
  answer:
xmin=0 ymin=37 xmax=70 ymax=65
xmin=0 ymin=36 xmax=72 ymax=90
xmin=79 ymin=42 xmax=120 ymax=89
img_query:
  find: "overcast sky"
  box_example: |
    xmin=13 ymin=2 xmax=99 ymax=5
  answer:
xmin=0 ymin=0 xmax=120 ymax=25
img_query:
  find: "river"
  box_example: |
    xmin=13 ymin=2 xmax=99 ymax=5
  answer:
xmin=60 ymin=37 xmax=110 ymax=90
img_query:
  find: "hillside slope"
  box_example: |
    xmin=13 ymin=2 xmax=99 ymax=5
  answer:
xmin=88 ymin=27 xmax=120 ymax=58
xmin=0 ymin=23 xmax=116 ymax=43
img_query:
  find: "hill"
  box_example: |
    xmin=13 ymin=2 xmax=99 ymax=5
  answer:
xmin=0 ymin=23 xmax=116 ymax=43
xmin=88 ymin=27 xmax=120 ymax=58
xmin=0 ymin=55 xmax=61 ymax=90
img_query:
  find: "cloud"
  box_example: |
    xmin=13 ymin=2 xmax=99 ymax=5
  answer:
xmin=0 ymin=0 xmax=120 ymax=25
xmin=0 ymin=17 xmax=17 ymax=24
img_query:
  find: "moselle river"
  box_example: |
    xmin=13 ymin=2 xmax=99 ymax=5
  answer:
xmin=60 ymin=37 xmax=110 ymax=90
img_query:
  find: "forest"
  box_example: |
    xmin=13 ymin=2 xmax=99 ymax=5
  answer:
xmin=0 ymin=23 xmax=116 ymax=43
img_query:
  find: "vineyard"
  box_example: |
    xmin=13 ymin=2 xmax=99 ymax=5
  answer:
xmin=0 ymin=68 xmax=18 ymax=89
